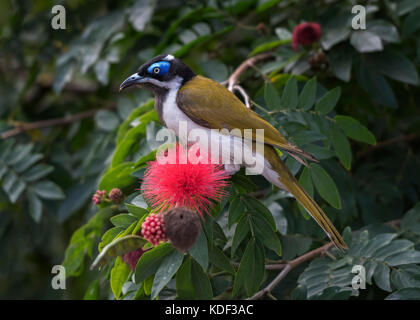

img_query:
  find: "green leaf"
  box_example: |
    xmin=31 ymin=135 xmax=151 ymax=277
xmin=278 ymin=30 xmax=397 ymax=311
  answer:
xmin=126 ymin=203 xmax=148 ymax=219
xmin=299 ymin=229 xmax=420 ymax=298
xmin=99 ymin=227 xmax=124 ymax=251
xmin=91 ymin=235 xmax=147 ymax=269
xmin=111 ymin=109 xmax=159 ymax=167
xmin=54 ymin=59 xmax=75 ymax=93
xmin=368 ymin=20 xmax=400 ymax=43
xmin=350 ymin=30 xmax=383 ymax=53
xmin=310 ymin=287 xmax=353 ymax=300
xmin=302 ymin=144 xmax=335 ymax=160
xmin=233 ymin=238 xmax=265 ymax=297
xmin=251 ymin=214 xmax=282 ymax=256
xmin=27 ymin=189 xmax=42 ymax=222
xmin=208 ymin=246 xmax=235 ymax=274
xmin=99 ymin=162 xmax=137 ymax=191
xmin=280 ymin=76 xmax=298 ymax=109
xmin=128 ymin=0 xmax=156 ymax=31
xmin=365 ymin=50 xmax=419 ymax=85
xmin=191 ymin=259 xmax=213 ymax=299
xmin=401 ymin=202 xmax=420 ymax=235
xmin=242 ymin=195 xmax=276 ymax=231
xmin=391 ymin=265 xmax=420 ymax=289
xmin=256 ymin=0 xmax=283 ymax=13
xmin=342 ymin=226 xmax=353 ymax=248
xmin=397 ymin=0 xmax=420 ymax=15
xmin=57 ymin=180 xmax=96 ymax=223
xmin=134 ymin=149 xmax=158 ymax=169
xmin=264 ymin=81 xmax=282 ymax=110
xmin=310 ymin=163 xmax=341 ymax=209
xmin=373 ymin=263 xmax=391 ymax=292
xmin=5 ymin=143 xmax=33 ymax=165
xmin=135 ymin=243 xmax=173 ymax=283
xmin=356 ymin=62 xmax=398 ymax=108
xmin=329 ymin=45 xmax=352 ymax=82
xmin=116 ymin=100 xmax=154 ymax=145
xmin=282 ymin=235 xmax=313 ymax=260
xmin=335 ymin=116 xmax=376 ymax=145
xmin=231 ymin=172 xmax=257 ymax=193
xmin=188 ymin=229 xmax=208 ymax=271
xmin=110 ymin=257 xmax=131 ymax=299
xmin=228 ymin=195 xmax=246 ymax=228
xmin=402 ymin=8 xmax=420 ymax=35
xmin=250 ymin=39 xmax=290 ymax=56
xmin=83 ymin=280 xmax=99 ymax=300
xmin=63 ymin=239 xmax=90 ymax=277
xmin=297 ymin=77 xmax=317 ymax=110
xmin=110 ymin=214 xmax=138 ymax=229
xmin=143 ymin=276 xmax=154 ymax=296
xmin=22 ymin=164 xmax=54 ymax=182
xmin=174 ymin=26 xmax=233 ymax=58
xmin=231 ymin=215 xmax=250 ymax=256
xmin=94 ymin=59 xmax=110 ymax=85
xmin=386 ymin=288 xmax=420 ymax=300
xmin=151 ymin=250 xmax=184 ymax=299
xmin=386 ymin=250 xmax=420 ymax=266
xmin=315 ymin=87 xmax=341 ymax=115
xmin=33 ymin=180 xmax=65 ymax=200
xmin=331 ymin=126 xmax=352 ymax=170
xmin=95 ymin=110 xmax=120 ymax=132
xmin=129 ymin=194 xmax=149 ymax=208
xmin=63 ymin=208 xmax=114 ymax=276
xmin=176 ymin=257 xmax=195 ymax=299
xmin=2 ymin=171 xmax=25 ymax=203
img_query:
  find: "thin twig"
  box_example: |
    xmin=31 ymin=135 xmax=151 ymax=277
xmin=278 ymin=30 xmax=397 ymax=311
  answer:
xmin=356 ymin=133 xmax=419 ymax=158
xmin=225 ymin=52 xmax=274 ymax=91
xmin=249 ymin=218 xmax=403 ymax=300
xmin=248 ymin=242 xmax=333 ymax=300
xmin=1 ymin=106 xmax=115 ymax=139
xmin=232 ymin=261 xmax=286 ymax=270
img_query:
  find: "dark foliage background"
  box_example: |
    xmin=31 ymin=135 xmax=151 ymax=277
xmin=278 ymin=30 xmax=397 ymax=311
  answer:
xmin=0 ymin=0 xmax=419 ymax=299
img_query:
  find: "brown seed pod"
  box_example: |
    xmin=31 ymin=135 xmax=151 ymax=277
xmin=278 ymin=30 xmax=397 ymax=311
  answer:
xmin=163 ymin=207 xmax=202 ymax=252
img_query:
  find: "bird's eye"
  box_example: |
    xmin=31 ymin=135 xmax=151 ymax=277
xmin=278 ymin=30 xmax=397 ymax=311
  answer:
xmin=147 ymin=61 xmax=170 ymax=76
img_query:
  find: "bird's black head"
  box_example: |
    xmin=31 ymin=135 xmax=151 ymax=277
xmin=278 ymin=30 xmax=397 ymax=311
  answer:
xmin=119 ymin=54 xmax=195 ymax=93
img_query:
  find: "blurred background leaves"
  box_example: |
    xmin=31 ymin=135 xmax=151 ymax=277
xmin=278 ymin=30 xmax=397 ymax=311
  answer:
xmin=0 ymin=0 xmax=419 ymax=299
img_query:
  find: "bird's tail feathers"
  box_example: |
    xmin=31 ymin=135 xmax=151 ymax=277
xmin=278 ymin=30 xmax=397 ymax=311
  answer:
xmin=267 ymin=164 xmax=348 ymax=251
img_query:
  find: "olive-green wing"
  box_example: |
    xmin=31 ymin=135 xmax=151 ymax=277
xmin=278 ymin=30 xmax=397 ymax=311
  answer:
xmin=176 ymin=75 xmax=317 ymax=162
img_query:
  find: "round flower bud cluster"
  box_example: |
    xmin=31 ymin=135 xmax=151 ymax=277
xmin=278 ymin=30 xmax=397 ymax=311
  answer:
xmin=122 ymin=247 xmax=147 ymax=271
xmin=292 ymin=22 xmax=322 ymax=51
xmin=109 ymin=188 xmax=124 ymax=204
xmin=141 ymin=214 xmax=167 ymax=245
xmin=92 ymin=190 xmax=106 ymax=205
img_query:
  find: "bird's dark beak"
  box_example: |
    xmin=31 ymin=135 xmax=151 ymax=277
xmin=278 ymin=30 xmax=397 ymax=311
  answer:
xmin=119 ymin=73 xmax=146 ymax=92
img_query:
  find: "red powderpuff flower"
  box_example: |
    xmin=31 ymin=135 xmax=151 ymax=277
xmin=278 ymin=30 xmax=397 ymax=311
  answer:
xmin=141 ymin=145 xmax=230 ymax=216
xmin=292 ymin=22 xmax=322 ymax=51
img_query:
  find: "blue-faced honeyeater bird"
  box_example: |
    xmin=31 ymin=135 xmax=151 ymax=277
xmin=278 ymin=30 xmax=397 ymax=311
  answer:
xmin=120 ymin=54 xmax=347 ymax=251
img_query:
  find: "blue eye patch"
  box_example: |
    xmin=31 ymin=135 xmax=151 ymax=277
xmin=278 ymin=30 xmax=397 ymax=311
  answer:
xmin=147 ymin=61 xmax=171 ymax=76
